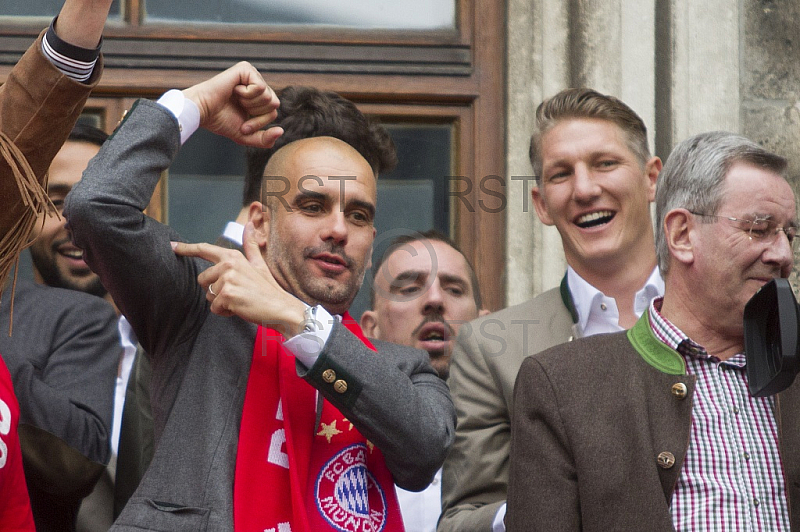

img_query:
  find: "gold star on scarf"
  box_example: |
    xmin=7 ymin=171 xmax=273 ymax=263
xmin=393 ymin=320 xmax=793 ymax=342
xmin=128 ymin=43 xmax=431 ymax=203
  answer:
xmin=317 ymin=420 xmax=343 ymax=443
xmin=366 ymin=440 xmax=374 ymax=453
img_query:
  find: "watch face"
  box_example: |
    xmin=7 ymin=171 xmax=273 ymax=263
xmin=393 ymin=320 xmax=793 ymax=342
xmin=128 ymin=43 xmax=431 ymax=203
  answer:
xmin=303 ymin=305 xmax=318 ymax=333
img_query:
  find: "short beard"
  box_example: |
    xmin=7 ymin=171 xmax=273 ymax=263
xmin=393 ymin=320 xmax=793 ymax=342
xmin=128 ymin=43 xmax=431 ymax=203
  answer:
xmin=269 ymin=237 xmax=366 ymax=314
xmin=427 ymin=352 xmax=450 ymax=381
xmin=30 ymin=249 xmax=108 ymax=299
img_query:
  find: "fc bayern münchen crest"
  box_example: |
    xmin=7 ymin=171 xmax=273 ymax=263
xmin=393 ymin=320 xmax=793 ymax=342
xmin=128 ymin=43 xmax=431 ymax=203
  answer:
xmin=315 ymin=444 xmax=387 ymax=532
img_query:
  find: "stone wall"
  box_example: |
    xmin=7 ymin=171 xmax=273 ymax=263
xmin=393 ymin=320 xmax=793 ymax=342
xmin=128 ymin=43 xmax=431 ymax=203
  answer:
xmin=742 ymin=0 xmax=800 ymax=181
xmin=741 ymin=0 xmax=800 ymax=289
xmin=505 ymin=0 xmax=800 ymax=304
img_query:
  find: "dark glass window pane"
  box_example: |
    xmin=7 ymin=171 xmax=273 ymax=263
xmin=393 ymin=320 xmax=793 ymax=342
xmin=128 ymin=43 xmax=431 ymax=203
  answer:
xmin=75 ymin=114 xmax=104 ymax=130
xmin=351 ymin=123 xmax=453 ymax=318
xmin=3 ymin=0 xmax=121 ymax=19
xmin=167 ymin=129 xmax=246 ymax=246
xmin=144 ymin=0 xmax=455 ymax=29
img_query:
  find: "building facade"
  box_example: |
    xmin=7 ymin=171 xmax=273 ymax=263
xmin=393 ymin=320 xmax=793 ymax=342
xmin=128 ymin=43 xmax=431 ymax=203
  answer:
xmin=2 ymin=0 xmax=797 ymax=310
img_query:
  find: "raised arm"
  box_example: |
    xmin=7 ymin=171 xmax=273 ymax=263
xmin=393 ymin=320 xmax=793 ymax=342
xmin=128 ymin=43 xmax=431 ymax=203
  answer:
xmin=65 ymin=62 xmax=280 ymax=357
xmin=54 ymin=0 xmax=114 ymax=50
xmin=182 ymin=60 xmax=282 ymax=148
xmin=0 ymin=0 xmax=113 ymax=288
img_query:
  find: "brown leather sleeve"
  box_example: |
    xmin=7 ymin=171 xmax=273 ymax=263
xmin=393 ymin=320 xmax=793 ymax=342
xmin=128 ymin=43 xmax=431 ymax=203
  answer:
xmin=19 ymin=424 xmax=105 ymax=498
xmin=0 ymin=31 xmax=102 ymax=288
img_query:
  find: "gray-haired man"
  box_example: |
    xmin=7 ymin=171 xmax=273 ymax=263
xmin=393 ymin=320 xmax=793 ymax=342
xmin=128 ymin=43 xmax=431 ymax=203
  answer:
xmin=508 ymin=131 xmax=799 ymax=530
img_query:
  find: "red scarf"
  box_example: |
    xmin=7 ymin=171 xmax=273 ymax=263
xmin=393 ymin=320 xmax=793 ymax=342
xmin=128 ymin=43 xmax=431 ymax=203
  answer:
xmin=234 ymin=313 xmax=405 ymax=532
xmin=0 ymin=355 xmax=35 ymax=531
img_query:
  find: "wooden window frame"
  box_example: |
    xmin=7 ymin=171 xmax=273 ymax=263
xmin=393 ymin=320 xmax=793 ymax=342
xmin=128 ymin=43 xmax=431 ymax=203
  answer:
xmin=0 ymin=0 xmax=506 ymax=310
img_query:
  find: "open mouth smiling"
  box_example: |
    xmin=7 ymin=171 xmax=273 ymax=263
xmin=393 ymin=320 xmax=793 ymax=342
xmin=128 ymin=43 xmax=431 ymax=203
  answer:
xmin=575 ymin=210 xmax=615 ymax=229
xmin=54 ymin=240 xmax=86 ymax=263
xmin=59 ymin=247 xmax=83 ymax=260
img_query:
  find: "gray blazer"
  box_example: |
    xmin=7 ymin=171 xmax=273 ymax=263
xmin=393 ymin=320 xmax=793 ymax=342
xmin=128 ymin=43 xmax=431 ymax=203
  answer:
xmin=0 ymin=280 xmax=119 ymax=531
xmin=66 ymin=99 xmax=456 ymax=531
xmin=440 ymin=288 xmax=577 ymax=531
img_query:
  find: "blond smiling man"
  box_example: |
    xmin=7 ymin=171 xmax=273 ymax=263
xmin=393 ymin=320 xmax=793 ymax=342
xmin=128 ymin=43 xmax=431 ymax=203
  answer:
xmin=440 ymin=88 xmax=665 ymax=532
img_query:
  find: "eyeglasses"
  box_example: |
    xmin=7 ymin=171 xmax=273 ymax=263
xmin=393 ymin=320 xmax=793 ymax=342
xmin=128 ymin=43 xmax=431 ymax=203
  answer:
xmin=689 ymin=211 xmax=798 ymax=250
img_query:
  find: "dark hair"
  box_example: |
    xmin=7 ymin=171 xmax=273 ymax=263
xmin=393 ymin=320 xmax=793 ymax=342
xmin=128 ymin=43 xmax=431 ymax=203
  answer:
xmin=243 ymin=86 xmax=397 ymax=206
xmin=529 ymin=88 xmax=650 ymax=182
xmin=68 ymin=122 xmax=109 ymax=147
xmin=370 ymin=230 xmax=482 ymax=309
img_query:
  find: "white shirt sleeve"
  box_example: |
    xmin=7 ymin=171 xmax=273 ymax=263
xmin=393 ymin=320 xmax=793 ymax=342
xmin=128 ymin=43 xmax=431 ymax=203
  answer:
xmin=493 ymin=502 xmax=507 ymax=532
xmin=156 ymin=89 xmax=201 ymax=145
xmin=283 ymin=305 xmax=335 ymax=368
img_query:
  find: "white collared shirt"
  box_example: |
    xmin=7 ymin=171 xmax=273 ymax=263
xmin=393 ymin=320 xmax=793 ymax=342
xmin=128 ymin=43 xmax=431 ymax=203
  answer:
xmin=156 ymin=89 xmax=201 ymax=145
xmin=284 ymin=306 xmax=336 ymax=367
xmin=222 ymin=221 xmax=245 ymax=246
xmin=112 ymin=316 xmax=137 ymax=456
xmin=396 ymin=468 xmax=442 ymax=532
xmin=567 ymin=265 xmax=663 ymax=337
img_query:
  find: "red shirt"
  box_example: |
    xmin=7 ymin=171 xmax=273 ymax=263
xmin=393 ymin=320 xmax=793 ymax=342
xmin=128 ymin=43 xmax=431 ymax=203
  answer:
xmin=0 ymin=354 xmax=35 ymax=531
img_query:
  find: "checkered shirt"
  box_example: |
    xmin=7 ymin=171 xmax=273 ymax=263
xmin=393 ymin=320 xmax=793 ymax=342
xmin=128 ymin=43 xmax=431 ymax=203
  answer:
xmin=648 ymin=298 xmax=789 ymax=531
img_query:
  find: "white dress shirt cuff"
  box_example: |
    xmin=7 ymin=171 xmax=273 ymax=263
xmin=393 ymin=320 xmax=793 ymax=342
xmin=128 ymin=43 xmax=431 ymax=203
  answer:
xmin=284 ymin=305 xmax=334 ymax=368
xmin=156 ymin=89 xmax=201 ymax=145
xmin=222 ymin=221 xmax=245 ymax=247
xmin=493 ymin=502 xmax=507 ymax=532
